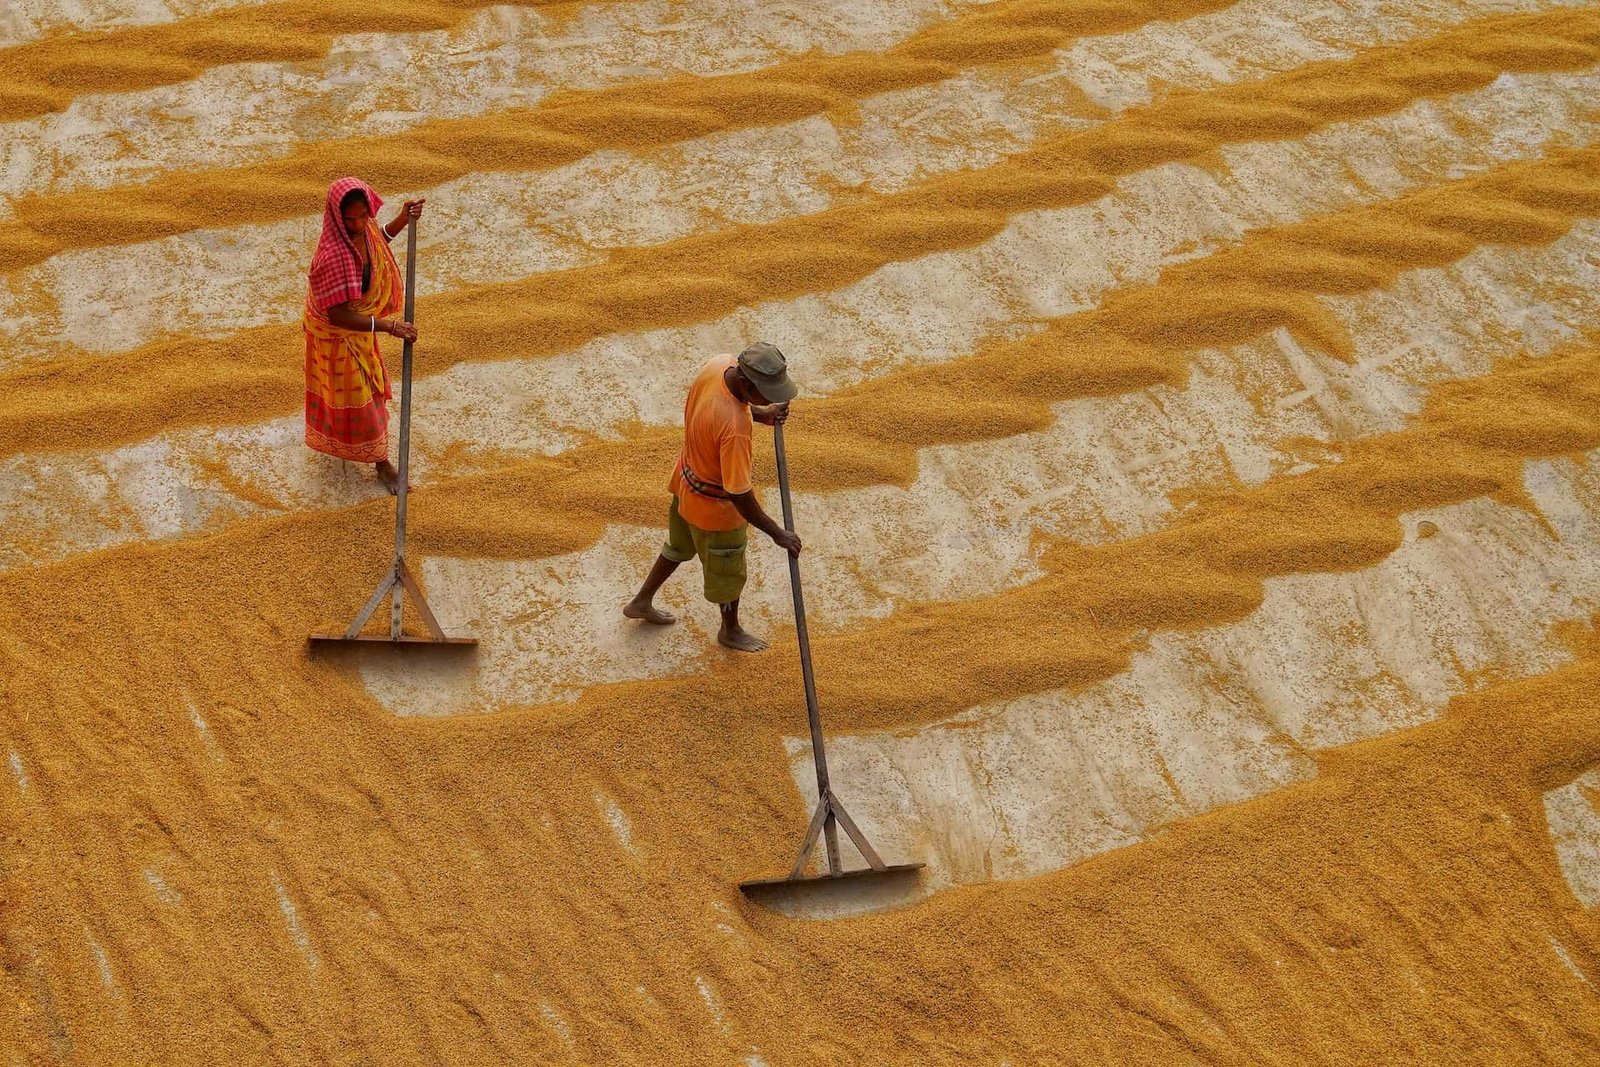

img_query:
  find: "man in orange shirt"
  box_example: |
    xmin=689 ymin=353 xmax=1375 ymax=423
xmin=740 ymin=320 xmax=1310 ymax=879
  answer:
xmin=624 ymin=342 xmax=802 ymax=652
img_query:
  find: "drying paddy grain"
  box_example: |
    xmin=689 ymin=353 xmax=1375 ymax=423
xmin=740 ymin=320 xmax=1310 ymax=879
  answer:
xmin=4 ymin=0 xmax=1600 ymax=1062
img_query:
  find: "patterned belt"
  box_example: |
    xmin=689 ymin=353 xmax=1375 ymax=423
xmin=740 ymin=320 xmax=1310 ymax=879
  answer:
xmin=680 ymin=461 xmax=730 ymax=500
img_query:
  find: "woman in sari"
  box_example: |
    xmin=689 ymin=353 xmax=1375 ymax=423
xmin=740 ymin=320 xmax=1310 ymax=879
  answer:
xmin=303 ymin=176 xmax=425 ymax=492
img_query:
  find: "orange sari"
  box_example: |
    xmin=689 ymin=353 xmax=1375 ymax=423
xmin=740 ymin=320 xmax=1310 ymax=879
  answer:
xmin=302 ymin=219 xmax=402 ymax=462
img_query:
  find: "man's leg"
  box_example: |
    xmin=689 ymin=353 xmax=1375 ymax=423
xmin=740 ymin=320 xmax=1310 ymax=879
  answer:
xmin=702 ymin=526 xmax=765 ymax=652
xmin=625 ymin=555 xmax=682 ymax=624
xmin=625 ymin=498 xmax=692 ymax=625
xmin=717 ymin=598 xmax=767 ymax=653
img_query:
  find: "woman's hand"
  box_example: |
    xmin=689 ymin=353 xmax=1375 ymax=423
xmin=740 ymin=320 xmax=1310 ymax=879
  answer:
xmin=384 ymin=318 xmax=418 ymax=343
xmin=384 ymin=199 xmax=427 ymax=239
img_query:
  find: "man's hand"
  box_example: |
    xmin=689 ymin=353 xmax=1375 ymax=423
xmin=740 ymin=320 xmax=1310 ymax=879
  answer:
xmin=772 ymin=528 xmax=802 ymax=556
xmin=752 ymin=401 xmax=790 ymax=426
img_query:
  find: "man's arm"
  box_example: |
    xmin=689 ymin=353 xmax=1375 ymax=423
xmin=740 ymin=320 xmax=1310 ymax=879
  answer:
xmin=730 ymin=491 xmax=801 ymax=556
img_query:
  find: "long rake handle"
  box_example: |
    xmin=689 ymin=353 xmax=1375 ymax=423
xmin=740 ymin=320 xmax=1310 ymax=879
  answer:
xmin=390 ymin=218 xmax=419 ymax=639
xmin=773 ymin=423 xmax=840 ymax=875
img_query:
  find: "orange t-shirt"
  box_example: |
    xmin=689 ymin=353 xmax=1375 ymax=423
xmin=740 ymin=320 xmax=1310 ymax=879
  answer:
xmin=668 ymin=354 xmax=753 ymax=531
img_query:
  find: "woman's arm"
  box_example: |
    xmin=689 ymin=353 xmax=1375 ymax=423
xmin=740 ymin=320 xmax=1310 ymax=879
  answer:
xmin=326 ymin=302 xmax=418 ymax=342
xmin=383 ymin=198 xmax=427 ymax=241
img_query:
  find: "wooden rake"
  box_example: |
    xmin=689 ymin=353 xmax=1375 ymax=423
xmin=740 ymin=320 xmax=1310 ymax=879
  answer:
xmin=309 ymin=218 xmax=476 ymax=649
xmin=740 ymin=422 xmax=922 ymax=897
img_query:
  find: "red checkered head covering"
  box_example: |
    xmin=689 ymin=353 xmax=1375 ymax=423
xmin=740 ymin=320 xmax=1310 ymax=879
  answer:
xmin=308 ymin=176 xmax=384 ymax=311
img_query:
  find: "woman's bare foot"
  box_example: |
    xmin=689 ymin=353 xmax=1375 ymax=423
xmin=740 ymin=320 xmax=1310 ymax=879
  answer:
xmin=623 ymin=598 xmax=676 ymax=625
xmin=717 ymin=623 xmax=768 ymax=653
xmin=375 ymin=460 xmax=400 ymax=494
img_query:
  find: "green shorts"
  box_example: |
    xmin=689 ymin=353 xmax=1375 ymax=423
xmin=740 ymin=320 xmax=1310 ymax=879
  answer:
xmin=661 ymin=495 xmax=748 ymax=604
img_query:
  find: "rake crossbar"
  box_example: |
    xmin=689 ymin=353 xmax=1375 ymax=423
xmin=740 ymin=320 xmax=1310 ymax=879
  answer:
xmin=788 ymin=789 xmax=885 ymax=879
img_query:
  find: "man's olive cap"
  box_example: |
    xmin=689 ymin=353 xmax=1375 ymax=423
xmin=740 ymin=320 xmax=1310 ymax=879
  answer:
xmin=736 ymin=342 xmax=799 ymax=403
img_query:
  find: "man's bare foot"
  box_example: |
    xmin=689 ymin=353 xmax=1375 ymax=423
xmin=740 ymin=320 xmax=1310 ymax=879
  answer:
xmin=717 ymin=624 xmax=768 ymax=653
xmin=375 ymin=460 xmax=401 ymax=494
xmin=623 ymin=599 xmax=676 ymax=625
